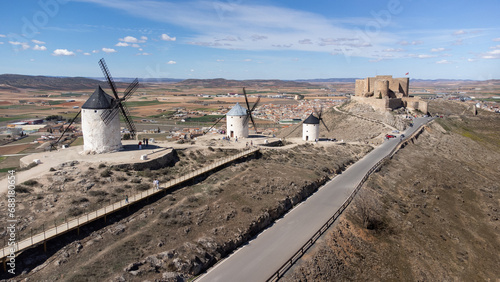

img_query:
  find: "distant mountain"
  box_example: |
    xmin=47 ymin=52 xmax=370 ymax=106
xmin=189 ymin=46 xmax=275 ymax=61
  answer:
xmin=294 ymin=78 xmax=358 ymax=83
xmin=88 ymin=77 xmax=184 ymax=83
xmin=0 ymin=74 xmax=106 ymax=90
xmin=0 ymin=74 xmax=139 ymax=91
xmin=175 ymin=78 xmax=311 ymax=88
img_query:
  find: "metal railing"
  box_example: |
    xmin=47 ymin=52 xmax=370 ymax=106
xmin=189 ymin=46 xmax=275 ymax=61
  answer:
xmin=1 ymin=147 xmax=259 ymax=261
xmin=267 ymin=121 xmax=431 ymax=281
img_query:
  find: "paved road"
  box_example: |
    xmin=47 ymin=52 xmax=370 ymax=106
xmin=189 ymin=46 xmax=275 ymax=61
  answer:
xmin=197 ymin=117 xmax=432 ymax=282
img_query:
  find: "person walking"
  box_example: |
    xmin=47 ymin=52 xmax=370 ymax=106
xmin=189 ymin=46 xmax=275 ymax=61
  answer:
xmin=125 ymin=195 xmax=129 ymax=203
xmin=154 ymin=179 xmax=159 ymax=190
xmin=138 ymin=141 xmax=142 ymax=150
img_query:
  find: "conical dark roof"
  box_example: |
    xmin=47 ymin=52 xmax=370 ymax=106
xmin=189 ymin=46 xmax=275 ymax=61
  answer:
xmin=82 ymin=86 xmax=114 ymax=109
xmin=303 ymin=113 xmax=320 ymax=124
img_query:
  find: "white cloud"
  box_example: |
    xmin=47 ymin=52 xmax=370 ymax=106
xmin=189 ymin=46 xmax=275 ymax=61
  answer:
xmin=102 ymin=48 xmax=117 ymax=53
xmin=131 ymin=43 xmax=140 ymax=48
xmin=408 ymin=54 xmax=437 ymax=59
xmin=490 ymin=45 xmax=500 ymax=49
xmin=436 ymin=59 xmax=451 ymax=64
xmin=32 ymin=39 xmax=46 ymax=44
xmin=9 ymin=41 xmax=30 ymax=50
xmin=0 ymin=42 xmax=3 ymax=45
xmin=92 ymin=50 xmax=99 ymax=53
xmin=119 ymin=35 xmax=147 ymax=43
xmin=452 ymin=39 xmax=463 ymax=46
xmin=83 ymin=52 xmax=91 ymax=56
xmin=115 ymin=42 xmax=129 ymax=47
xmin=467 ymin=58 xmax=476 ymax=62
xmin=454 ymin=30 xmax=466 ymax=35
xmin=136 ymin=52 xmax=152 ymax=56
xmin=33 ymin=45 xmax=47 ymax=51
xmin=167 ymin=60 xmax=177 ymax=64
xmin=298 ymin=39 xmax=313 ymax=45
xmin=481 ymin=49 xmax=500 ymax=59
xmin=77 ymin=0 xmax=397 ymax=57
xmin=399 ymin=40 xmax=423 ymax=46
xmin=52 ymin=49 xmax=75 ymax=56
xmin=0 ymin=34 xmax=6 ymax=38
xmin=431 ymin=47 xmax=446 ymax=52
xmin=216 ymin=59 xmax=224 ymax=62
xmin=383 ymin=48 xmax=404 ymax=52
xmin=161 ymin=34 xmax=176 ymax=41
xmin=243 ymin=59 xmax=252 ymax=62
xmin=494 ymin=38 xmax=500 ymax=42
xmin=30 ymin=59 xmax=35 ymax=62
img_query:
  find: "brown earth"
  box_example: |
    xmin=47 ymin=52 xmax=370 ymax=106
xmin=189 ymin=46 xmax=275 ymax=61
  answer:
xmin=2 ymin=140 xmax=373 ymax=281
xmin=284 ymin=101 xmax=500 ymax=281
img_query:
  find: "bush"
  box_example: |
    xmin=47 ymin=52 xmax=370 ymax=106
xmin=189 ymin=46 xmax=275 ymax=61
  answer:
xmin=49 ymin=167 xmax=56 ymax=172
xmin=23 ymin=180 xmax=38 ymax=186
xmin=116 ymin=176 xmax=128 ymax=182
xmin=130 ymin=178 xmax=141 ymax=183
xmin=98 ymin=163 xmax=106 ymax=169
xmin=123 ymin=133 xmax=131 ymax=140
xmin=16 ymin=185 xmax=32 ymax=193
xmin=68 ymin=207 xmax=84 ymax=217
xmin=136 ymin=183 xmax=150 ymax=191
xmin=71 ymin=197 xmax=89 ymax=205
xmin=100 ymin=170 xmax=112 ymax=177
xmin=89 ymin=190 xmax=108 ymax=197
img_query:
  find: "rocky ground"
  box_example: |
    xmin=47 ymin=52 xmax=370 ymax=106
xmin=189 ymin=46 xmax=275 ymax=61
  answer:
xmin=284 ymin=100 xmax=500 ymax=281
xmin=2 ymin=136 xmax=373 ymax=281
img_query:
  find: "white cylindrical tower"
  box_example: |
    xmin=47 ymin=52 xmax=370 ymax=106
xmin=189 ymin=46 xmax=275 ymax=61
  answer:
xmin=302 ymin=113 xmax=320 ymax=141
xmin=81 ymin=86 xmax=122 ymax=154
xmin=226 ymin=102 xmax=248 ymax=138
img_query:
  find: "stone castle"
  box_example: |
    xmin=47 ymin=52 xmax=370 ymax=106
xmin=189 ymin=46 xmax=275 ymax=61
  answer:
xmin=353 ymin=75 xmax=428 ymax=113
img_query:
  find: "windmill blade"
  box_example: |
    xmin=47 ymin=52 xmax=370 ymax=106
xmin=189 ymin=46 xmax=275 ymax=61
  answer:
xmin=283 ymin=120 xmax=304 ymax=139
xmin=204 ymin=115 xmax=225 ymax=135
xmin=313 ymin=106 xmax=321 ymax=119
xmin=250 ymin=97 xmax=260 ymax=112
xmin=243 ymin=87 xmax=251 ymax=111
xmin=51 ymin=110 xmax=81 ymax=151
xmin=101 ymin=106 xmax=120 ymax=125
xmin=123 ymin=78 xmax=139 ymax=100
xmin=320 ymin=119 xmax=330 ymax=132
xmin=118 ymin=101 xmax=137 ymax=137
xmin=248 ymin=113 xmax=257 ymax=132
xmin=98 ymin=58 xmax=119 ymax=99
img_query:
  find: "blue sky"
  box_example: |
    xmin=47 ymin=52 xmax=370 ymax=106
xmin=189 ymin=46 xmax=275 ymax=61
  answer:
xmin=1 ymin=0 xmax=499 ymax=80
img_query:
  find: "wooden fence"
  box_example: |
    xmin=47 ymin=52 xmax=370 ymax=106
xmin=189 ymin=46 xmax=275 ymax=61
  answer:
xmin=1 ymin=147 xmax=259 ymax=262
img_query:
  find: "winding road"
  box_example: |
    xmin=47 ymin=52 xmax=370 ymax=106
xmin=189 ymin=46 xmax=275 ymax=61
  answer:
xmin=197 ymin=117 xmax=433 ymax=282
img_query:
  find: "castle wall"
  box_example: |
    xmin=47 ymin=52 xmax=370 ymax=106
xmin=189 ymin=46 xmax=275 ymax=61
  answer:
xmin=81 ymin=109 xmax=122 ymax=154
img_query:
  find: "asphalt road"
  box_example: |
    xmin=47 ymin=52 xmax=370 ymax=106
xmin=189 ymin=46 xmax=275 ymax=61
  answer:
xmin=197 ymin=117 xmax=432 ymax=282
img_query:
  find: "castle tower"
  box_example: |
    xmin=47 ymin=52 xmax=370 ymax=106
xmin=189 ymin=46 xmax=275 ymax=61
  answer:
xmin=374 ymin=79 xmax=389 ymax=98
xmin=302 ymin=114 xmax=320 ymax=141
xmin=81 ymin=86 xmax=122 ymax=154
xmin=226 ymin=102 xmax=248 ymax=138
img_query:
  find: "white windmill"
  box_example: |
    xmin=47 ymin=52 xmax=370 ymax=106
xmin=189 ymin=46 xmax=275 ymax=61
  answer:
xmin=204 ymin=87 xmax=260 ymax=139
xmin=51 ymin=59 xmax=139 ymax=154
xmin=302 ymin=107 xmax=329 ymax=142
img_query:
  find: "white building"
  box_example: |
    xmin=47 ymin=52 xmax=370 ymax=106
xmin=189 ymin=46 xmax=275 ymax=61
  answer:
xmin=226 ymin=102 xmax=248 ymax=138
xmin=302 ymin=113 xmax=320 ymax=141
xmin=81 ymin=86 xmax=122 ymax=154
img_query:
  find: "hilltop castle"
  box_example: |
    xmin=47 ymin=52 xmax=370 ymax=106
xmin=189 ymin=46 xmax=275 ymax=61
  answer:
xmin=353 ymin=75 xmax=428 ymax=113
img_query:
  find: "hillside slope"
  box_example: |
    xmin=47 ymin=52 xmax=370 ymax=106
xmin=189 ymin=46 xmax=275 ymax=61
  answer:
xmin=285 ymin=102 xmax=500 ymax=281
